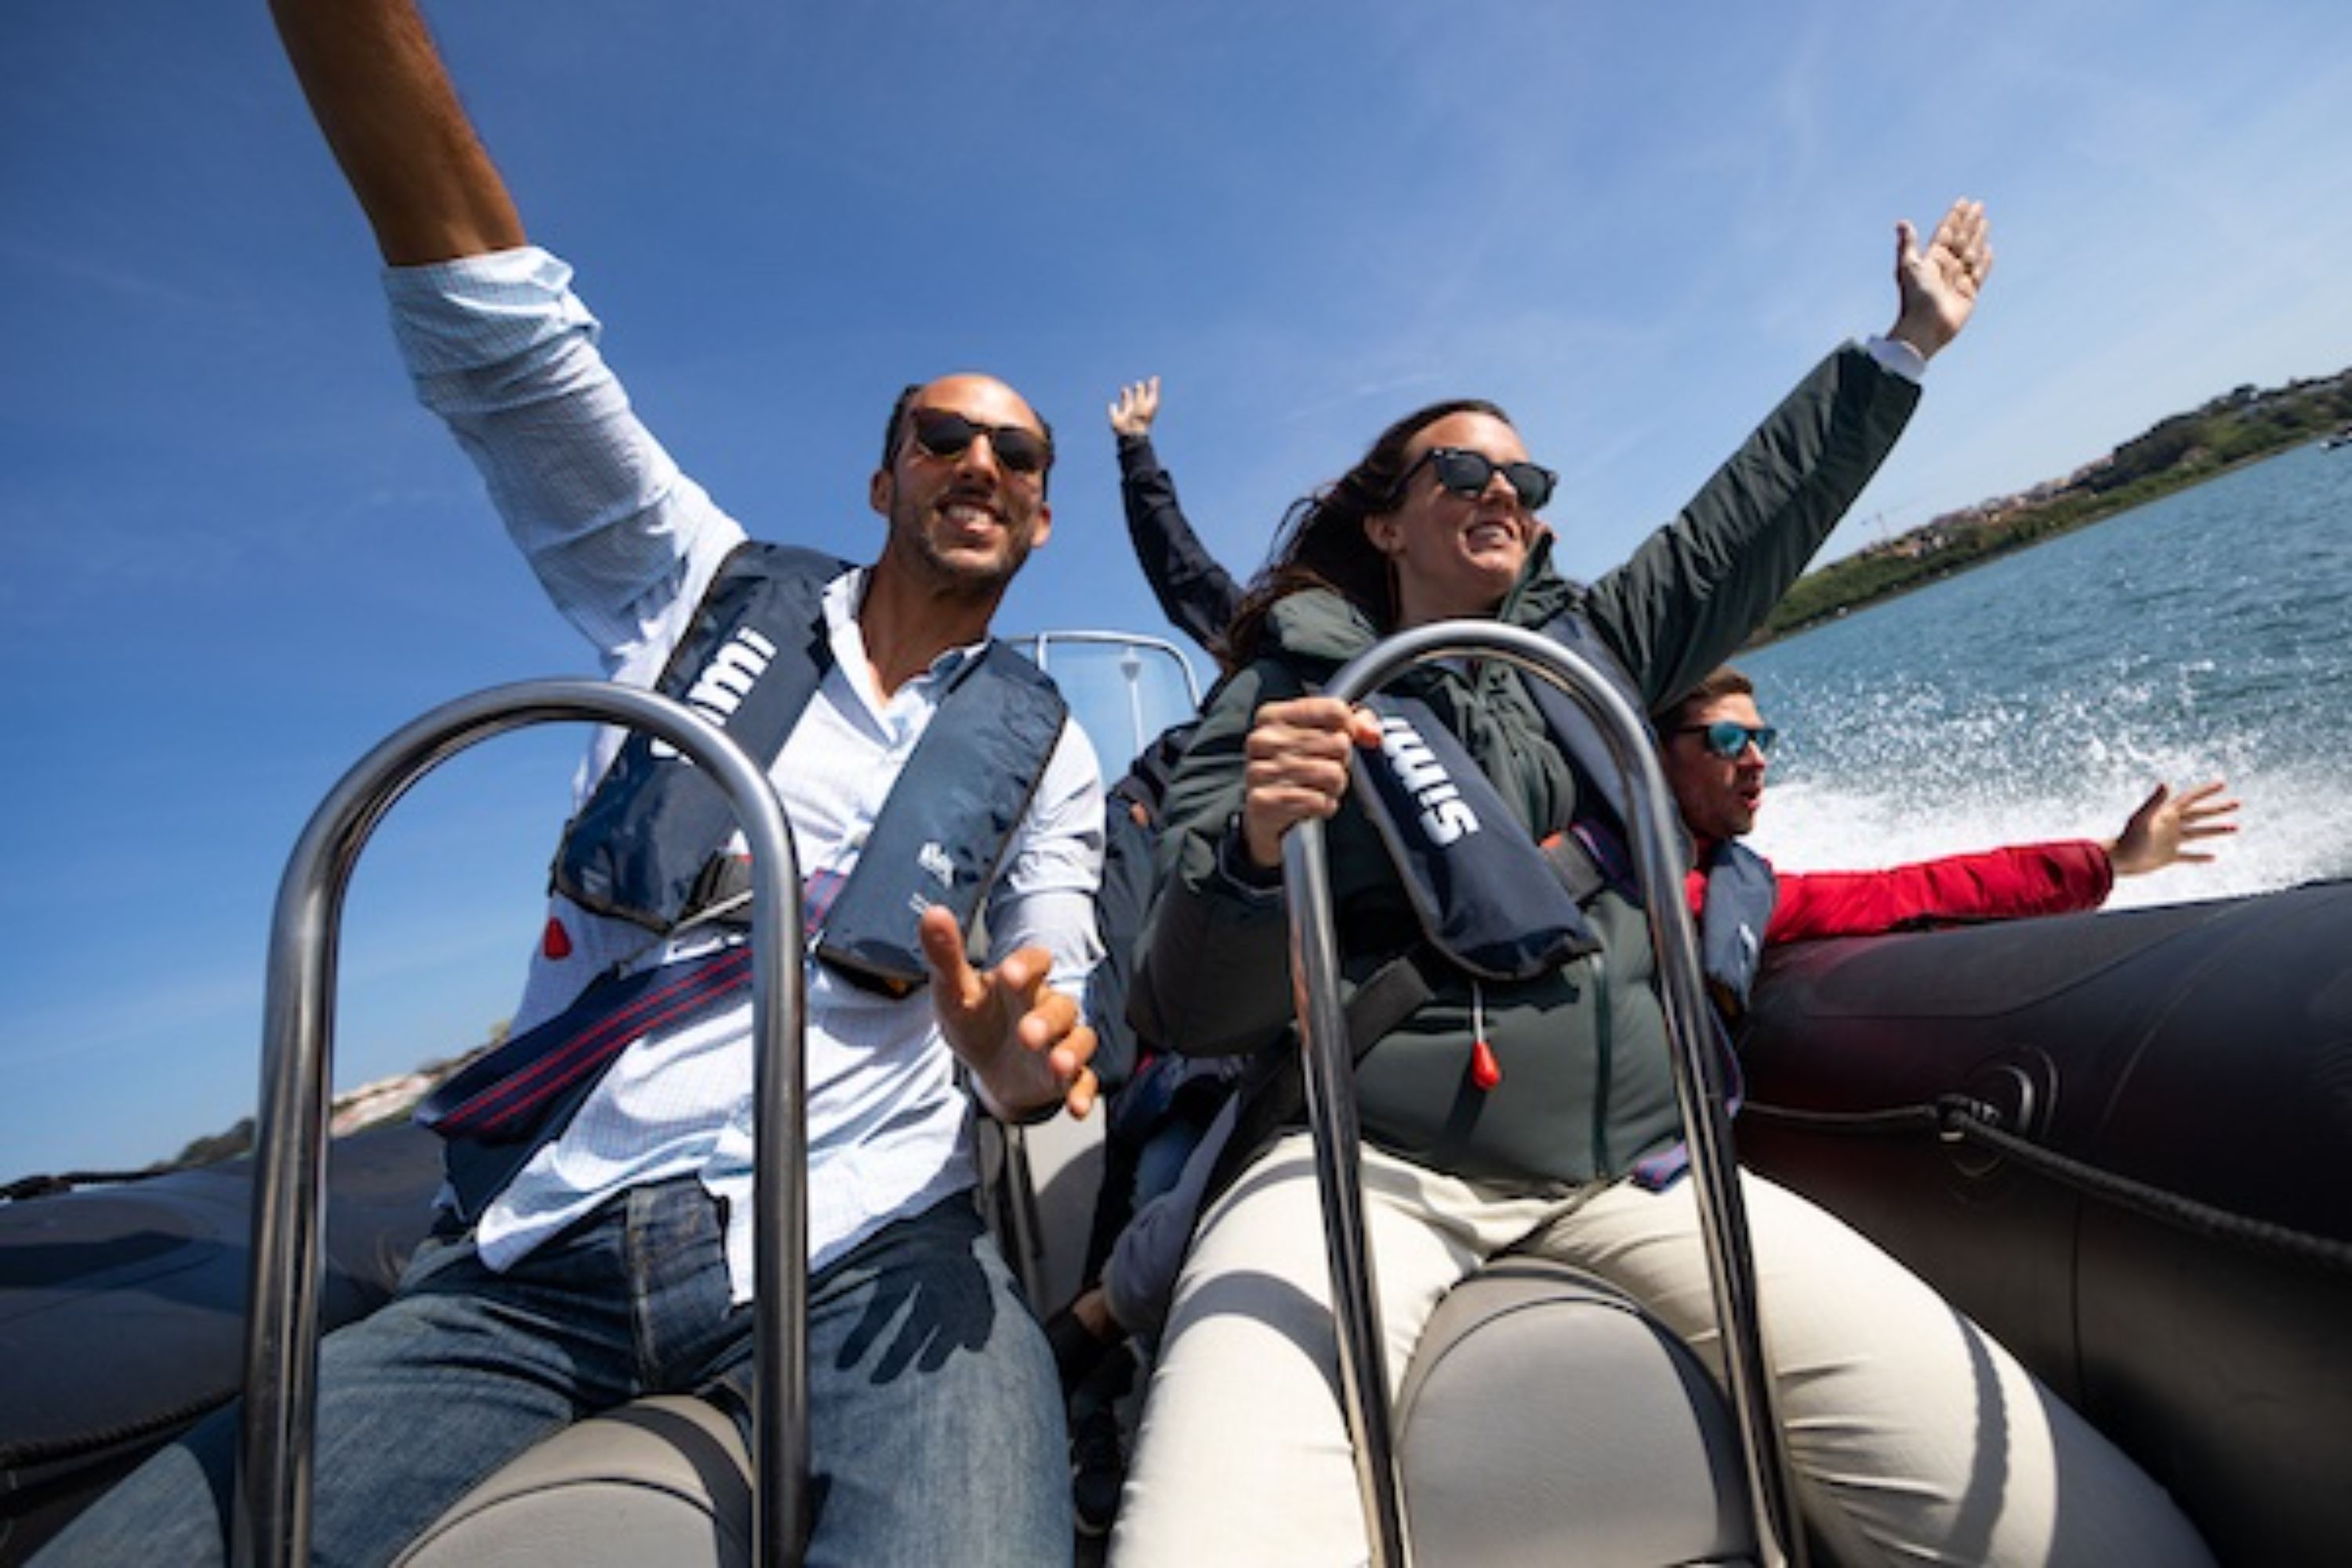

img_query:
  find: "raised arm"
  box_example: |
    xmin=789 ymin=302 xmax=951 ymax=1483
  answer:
xmin=271 ymin=0 xmax=524 ymax=263
xmin=1586 ymin=198 xmax=1993 ymax=706
xmin=1585 ymin=345 xmax=1921 ymax=708
xmin=1109 ymin=377 xmax=1246 ymax=655
xmin=1109 ymin=376 xmax=1161 ymax=439
xmin=273 ymin=1 xmax=741 ymax=660
xmin=1886 ymin=198 xmax=1992 ymax=364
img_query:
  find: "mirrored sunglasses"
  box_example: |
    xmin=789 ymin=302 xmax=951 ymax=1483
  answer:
xmin=1676 ymin=720 xmax=1779 ymax=759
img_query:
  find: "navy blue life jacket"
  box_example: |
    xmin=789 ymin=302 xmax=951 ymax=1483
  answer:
xmin=1348 ymin=604 xmax=1782 ymax=1013
xmin=1347 ymin=602 xmax=1648 ymax=978
xmin=551 ymin=541 xmax=1069 ymax=996
xmin=1518 ymin=604 xmax=1648 ymax=834
xmin=1350 ymin=693 xmax=1601 ymax=978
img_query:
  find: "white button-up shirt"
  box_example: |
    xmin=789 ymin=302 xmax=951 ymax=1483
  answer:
xmin=387 ymin=248 xmax=1103 ymax=1296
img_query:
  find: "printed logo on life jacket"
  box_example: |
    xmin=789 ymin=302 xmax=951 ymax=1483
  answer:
xmin=1377 ymin=713 xmax=1482 ymax=847
xmin=652 ymin=626 xmax=780 ymax=760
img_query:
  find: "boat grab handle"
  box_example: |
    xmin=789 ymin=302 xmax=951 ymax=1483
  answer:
xmin=235 ymin=681 xmax=808 ymax=1568
xmin=1283 ymin=621 xmax=1803 ymax=1568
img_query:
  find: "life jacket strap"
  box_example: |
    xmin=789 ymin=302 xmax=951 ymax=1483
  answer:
xmin=416 ymin=946 xmax=753 ymax=1217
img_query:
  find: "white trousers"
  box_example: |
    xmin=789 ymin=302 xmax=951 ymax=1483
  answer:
xmin=1109 ymin=1134 xmax=2211 ymax=1567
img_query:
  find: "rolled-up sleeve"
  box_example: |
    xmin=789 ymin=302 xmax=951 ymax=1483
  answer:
xmin=383 ymin=246 xmax=742 ymax=669
xmin=989 ymin=718 xmax=1109 ymax=1009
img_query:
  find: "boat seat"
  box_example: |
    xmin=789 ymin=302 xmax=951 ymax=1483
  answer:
xmin=394 ymin=1395 xmax=750 ymax=1568
xmin=1396 ymin=1257 xmax=1758 ymax=1566
xmin=397 ymin=1258 xmax=1756 ymax=1565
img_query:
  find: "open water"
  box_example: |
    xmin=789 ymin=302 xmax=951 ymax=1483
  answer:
xmin=1740 ymin=440 xmax=2352 ymax=908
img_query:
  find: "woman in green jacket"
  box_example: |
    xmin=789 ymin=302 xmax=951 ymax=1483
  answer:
xmin=1111 ymin=201 xmax=2212 ymax=1566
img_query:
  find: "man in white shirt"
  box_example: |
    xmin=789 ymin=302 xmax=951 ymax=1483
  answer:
xmin=38 ymin=3 xmax=1103 ymax=1564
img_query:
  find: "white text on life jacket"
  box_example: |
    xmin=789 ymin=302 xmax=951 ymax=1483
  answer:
xmin=652 ymin=626 xmax=779 ymax=760
xmin=1378 ymin=714 xmax=1482 ymax=846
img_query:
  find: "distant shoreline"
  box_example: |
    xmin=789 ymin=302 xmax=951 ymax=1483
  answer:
xmin=1754 ymin=366 xmax=2352 ymax=647
xmin=1754 ymin=452 xmax=2259 ymax=645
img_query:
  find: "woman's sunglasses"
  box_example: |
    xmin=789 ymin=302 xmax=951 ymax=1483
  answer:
xmin=1402 ymin=446 xmax=1558 ymax=511
xmin=1675 ymin=720 xmax=1779 ymax=759
xmin=907 ymin=408 xmax=1054 ymax=477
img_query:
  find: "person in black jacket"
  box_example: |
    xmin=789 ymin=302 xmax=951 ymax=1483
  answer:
xmin=1109 ymin=376 xmax=1246 ymax=661
xmin=1082 ymin=379 xmax=1251 ymax=1183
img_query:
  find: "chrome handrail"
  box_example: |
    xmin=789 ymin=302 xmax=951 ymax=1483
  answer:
xmin=1283 ymin=621 xmax=1802 ymax=1568
xmin=1011 ymin=627 xmax=1206 ymax=772
xmin=1011 ymin=626 xmax=1204 ymax=705
xmin=232 ymin=681 xmax=808 ymax=1568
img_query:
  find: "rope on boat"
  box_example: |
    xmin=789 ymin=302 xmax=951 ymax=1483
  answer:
xmin=0 ymin=1168 xmax=170 ymax=1203
xmin=1740 ymin=1095 xmax=2352 ymax=1279
xmin=0 ymin=1392 xmax=234 ymax=1471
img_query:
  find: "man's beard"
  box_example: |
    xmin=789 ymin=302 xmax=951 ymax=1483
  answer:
xmin=894 ymin=490 xmax=1033 ymax=602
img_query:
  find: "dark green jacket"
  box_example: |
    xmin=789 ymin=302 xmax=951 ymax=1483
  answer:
xmin=1131 ymin=343 xmax=1920 ymax=1185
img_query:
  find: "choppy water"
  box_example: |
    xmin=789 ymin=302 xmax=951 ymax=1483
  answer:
xmin=1740 ymin=441 xmax=2352 ymax=907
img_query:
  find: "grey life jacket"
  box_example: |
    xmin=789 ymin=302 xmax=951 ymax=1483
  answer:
xmin=551 ymin=541 xmax=1069 ymax=996
xmin=1696 ymin=840 xmax=1780 ymax=1011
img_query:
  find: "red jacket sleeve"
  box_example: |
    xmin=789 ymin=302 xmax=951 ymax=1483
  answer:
xmin=1759 ymin=840 xmax=2116 ymax=944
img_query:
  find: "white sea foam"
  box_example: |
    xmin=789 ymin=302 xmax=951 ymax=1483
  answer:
xmin=1749 ymin=758 xmax=2342 ymax=911
xmin=1742 ymin=673 xmax=2345 ymax=907
xmin=1737 ymin=446 xmax=2352 ymax=906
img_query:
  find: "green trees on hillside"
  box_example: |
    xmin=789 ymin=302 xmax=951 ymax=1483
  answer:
xmin=1758 ymin=365 xmax=2352 ymax=642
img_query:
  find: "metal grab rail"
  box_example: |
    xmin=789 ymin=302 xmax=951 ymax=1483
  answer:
xmin=1282 ymin=621 xmax=1803 ymax=1568
xmin=232 ymin=681 xmax=808 ymax=1568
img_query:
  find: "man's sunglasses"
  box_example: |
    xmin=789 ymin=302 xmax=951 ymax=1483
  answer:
xmin=1675 ymin=720 xmax=1779 ymax=759
xmin=1401 ymin=446 xmax=1558 ymax=511
xmin=907 ymin=408 xmax=1054 ymax=477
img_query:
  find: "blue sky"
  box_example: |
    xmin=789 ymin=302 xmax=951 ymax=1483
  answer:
xmin=5 ymin=1 xmax=2350 ymax=1177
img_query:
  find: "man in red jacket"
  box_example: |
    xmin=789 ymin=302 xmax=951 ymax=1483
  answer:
xmin=1663 ymin=666 xmax=2239 ymax=943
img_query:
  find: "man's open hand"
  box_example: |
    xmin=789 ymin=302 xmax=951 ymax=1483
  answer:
xmin=922 ymin=906 xmax=1098 ymax=1121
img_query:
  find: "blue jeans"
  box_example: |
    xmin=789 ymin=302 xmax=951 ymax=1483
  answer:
xmin=35 ymin=1180 xmax=1069 ymax=1567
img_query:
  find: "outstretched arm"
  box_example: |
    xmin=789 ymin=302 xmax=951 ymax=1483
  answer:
xmin=1763 ymin=840 xmax=2116 ymax=942
xmin=1886 ymin=198 xmax=1992 ymax=364
xmin=279 ymin=2 xmax=735 ymax=657
xmin=271 ymin=0 xmax=524 ymax=263
xmin=1110 ymin=376 xmax=1246 ymax=654
xmin=2107 ymin=780 xmax=2241 ymax=877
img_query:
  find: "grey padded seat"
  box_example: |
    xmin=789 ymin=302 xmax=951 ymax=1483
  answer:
xmin=394 ymin=1395 xmax=750 ymax=1567
xmin=397 ymin=1258 xmax=1755 ymax=1566
xmin=1396 ymin=1258 xmax=1758 ymax=1566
